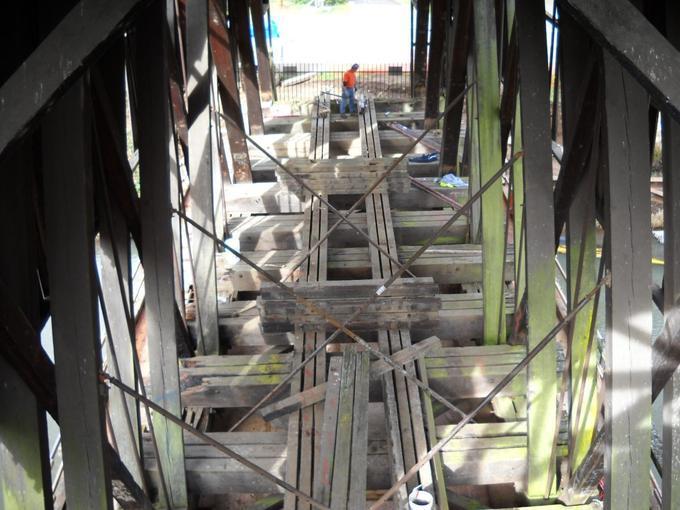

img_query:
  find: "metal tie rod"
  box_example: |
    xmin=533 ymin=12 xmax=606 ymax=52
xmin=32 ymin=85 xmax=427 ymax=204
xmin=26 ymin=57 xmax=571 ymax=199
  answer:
xmin=99 ymin=373 xmax=330 ymax=510
xmin=369 ymin=272 xmax=612 ymax=509
xmin=176 ymin=151 xmax=521 ymax=432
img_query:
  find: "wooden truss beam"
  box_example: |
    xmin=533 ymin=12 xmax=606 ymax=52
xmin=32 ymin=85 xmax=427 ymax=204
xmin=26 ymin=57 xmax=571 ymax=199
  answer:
xmin=559 ymin=0 xmax=680 ymax=122
xmin=187 ymin=0 xmax=219 ymax=354
xmin=424 ymin=0 xmax=447 ymax=128
xmin=208 ymin=0 xmax=253 ymax=182
xmin=515 ymin=0 xmax=557 ymax=498
xmin=42 ymin=75 xmax=112 ymax=510
xmin=133 ymin=1 xmax=187 ymax=506
xmin=229 ymin=0 xmax=264 ymax=135
xmin=250 ymin=0 xmax=274 ymax=104
xmin=602 ymin=53 xmax=652 ymax=510
xmin=0 ymin=0 xmax=146 ymax=158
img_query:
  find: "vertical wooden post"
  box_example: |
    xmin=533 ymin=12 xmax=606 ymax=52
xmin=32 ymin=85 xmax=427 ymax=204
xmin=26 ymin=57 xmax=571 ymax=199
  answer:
xmin=133 ymin=1 xmax=188 ymax=506
xmin=0 ymin=142 xmax=51 ymax=510
xmin=472 ymin=0 xmax=506 ymax=344
xmin=440 ymin=0 xmax=471 ymax=173
xmin=602 ymin=52 xmax=652 ymax=510
xmin=230 ymin=0 xmax=264 ymax=134
xmin=560 ymin=13 xmax=599 ymax=474
xmin=250 ymin=0 xmax=273 ymax=104
xmin=42 ymin=76 xmax=112 ymax=510
xmin=413 ymin=0 xmax=430 ymax=97
xmin=208 ymin=0 xmax=253 ymax=183
xmin=466 ymin=53 xmax=481 ymax=243
xmin=188 ymin=0 xmax=219 ymax=355
xmin=515 ymin=0 xmax=556 ymax=497
xmin=424 ymin=0 xmax=446 ymax=128
xmin=663 ymin=4 xmax=680 ymax=508
xmin=95 ymin=43 xmax=145 ymax=489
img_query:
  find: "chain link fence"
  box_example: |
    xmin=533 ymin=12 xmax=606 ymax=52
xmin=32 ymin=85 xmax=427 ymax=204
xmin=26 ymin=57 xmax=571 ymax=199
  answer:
xmin=272 ymin=63 xmax=411 ymax=103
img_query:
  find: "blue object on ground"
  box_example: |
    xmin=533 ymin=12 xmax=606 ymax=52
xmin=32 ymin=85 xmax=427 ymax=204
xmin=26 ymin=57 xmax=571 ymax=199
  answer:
xmin=438 ymin=173 xmax=468 ymax=188
xmin=409 ymin=152 xmax=439 ymax=163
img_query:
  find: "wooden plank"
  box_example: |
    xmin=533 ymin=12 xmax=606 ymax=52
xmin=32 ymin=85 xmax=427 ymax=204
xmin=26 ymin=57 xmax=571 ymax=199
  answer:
xmin=229 ymin=0 xmax=264 ymax=134
xmin=560 ymin=11 xmax=599 ymax=475
xmin=330 ymin=350 xmax=356 ymax=510
xmin=133 ymin=2 xmax=187 ymax=505
xmin=662 ymin=8 xmax=680 ymax=509
xmin=515 ymin=0 xmax=558 ymax=498
xmin=473 ymin=0 xmax=506 ymax=345
xmin=602 ymin=52 xmax=652 ymax=510
xmin=260 ymin=383 xmax=327 ymax=422
xmin=0 ymin=0 xmax=144 ymax=156
xmin=42 ymin=76 xmax=111 ymax=509
xmin=370 ymin=336 xmax=441 ymax=377
xmin=348 ymin=351 xmax=370 ymax=509
xmin=314 ymin=357 xmax=343 ymax=506
xmin=560 ymin=0 xmax=680 ymax=123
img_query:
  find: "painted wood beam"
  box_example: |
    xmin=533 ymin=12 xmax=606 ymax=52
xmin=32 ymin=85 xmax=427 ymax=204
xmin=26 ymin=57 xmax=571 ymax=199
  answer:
xmin=472 ymin=0 xmax=506 ymax=344
xmin=559 ymin=0 xmax=680 ymax=122
xmin=515 ymin=0 xmax=557 ymax=498
xmin=0 ymin=141 xmax=50 ymax=510
xmin=602 ymin=52 xmax=652 ymax=510
xmin=133 ymin=1 xmax=188 ymax=506
xmin=0 ymin=0 xmax=146 ymax=158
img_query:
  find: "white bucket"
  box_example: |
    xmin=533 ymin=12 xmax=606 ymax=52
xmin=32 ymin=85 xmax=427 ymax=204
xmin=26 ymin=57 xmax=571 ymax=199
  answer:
xmin=408 ymin=485 xmax=434 ymax=510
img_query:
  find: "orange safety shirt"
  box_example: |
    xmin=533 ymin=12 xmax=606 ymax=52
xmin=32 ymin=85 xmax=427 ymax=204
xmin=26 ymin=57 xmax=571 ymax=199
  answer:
xmin=343 ymin=69 xmax=357 ymax=88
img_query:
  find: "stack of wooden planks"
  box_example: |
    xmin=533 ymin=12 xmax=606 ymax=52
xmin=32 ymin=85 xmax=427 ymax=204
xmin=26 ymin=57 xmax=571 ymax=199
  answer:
xmin=314 ymin=348 xmax=370 ymax=508
xmin=274 ymin=157 xmax=411 ymax=195
xmin=257 ymin=277 xmax=441 ymax=333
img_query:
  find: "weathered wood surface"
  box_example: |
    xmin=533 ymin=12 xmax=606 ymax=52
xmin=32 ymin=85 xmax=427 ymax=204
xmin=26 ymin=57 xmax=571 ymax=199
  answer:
xmin=264 ymin=112 xmax=425 ymax=135
xmin=143 ymin=417 xmax=570 ymax=494
xmin=257 ymin=276 xmax=440 ymax=331
xmin=359 ymin=97 xmax=383 ymax=158
xmin=516 ymin=0 xmax=558 ymax=497
xmin=187 ymin=291 xmax=513 ymax=347
xmin=559 ymin=0 xmax=680 ymax=122
xmin=224 ymin=180 xmax=468 ymax=213
xmin=215 ymin=244 xmax=513 ymax=294
xmin=0 ymin=0 xmax=145 ymax=156
xmin=227 ymin=209 xmax=468 ymax=251
xmin=249 ymin=130 xmax=438 ymax=158
xmin=178 ymin=343 xmax=533 ymax=408
xmin=602 ymin=53 xmax=652 ymax=510
xmin=275 ymin=157 xmax=410 ymax=195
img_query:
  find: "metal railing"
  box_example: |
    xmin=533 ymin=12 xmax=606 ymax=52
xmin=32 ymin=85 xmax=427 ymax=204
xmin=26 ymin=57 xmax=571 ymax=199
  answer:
xmin=272 ymin=62 xmax=411 ymax=103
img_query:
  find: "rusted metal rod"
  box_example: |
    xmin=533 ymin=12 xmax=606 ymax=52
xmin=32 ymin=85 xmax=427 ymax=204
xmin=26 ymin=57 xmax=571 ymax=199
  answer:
xmin=99 ymin=372 xmax=330 ymax=510
xmin=370 ymin=272 xmax=611 ymax=509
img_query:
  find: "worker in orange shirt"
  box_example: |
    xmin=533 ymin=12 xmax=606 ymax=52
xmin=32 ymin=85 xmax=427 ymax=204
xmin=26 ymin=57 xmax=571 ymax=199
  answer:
xmin=340 ymin=63 xmax=359 ymax=117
